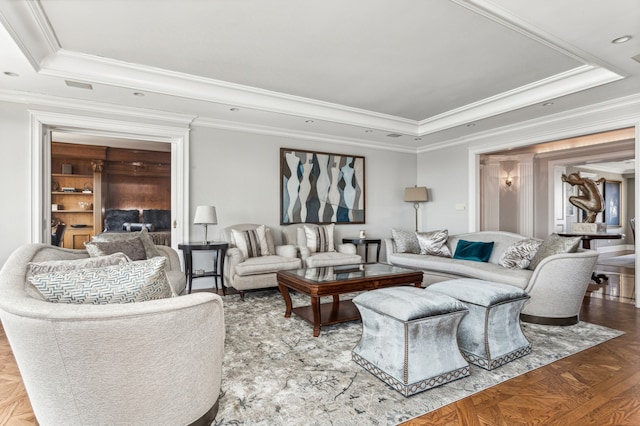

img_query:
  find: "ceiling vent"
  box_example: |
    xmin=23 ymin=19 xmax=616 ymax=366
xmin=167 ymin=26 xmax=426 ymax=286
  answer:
xmin=632 ymin=53 xmax=640 ymax=64
xmin=386 ymin=133 xmax=403 ymax=138
xmin=65 ymin=80 xmax=93 ymax=90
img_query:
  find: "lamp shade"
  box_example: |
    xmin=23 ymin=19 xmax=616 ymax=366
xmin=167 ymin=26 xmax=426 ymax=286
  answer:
xmin=404 ymin=186 xmax=428 ymax=202
xmin=193 ymin=205 xmax=217 ymax=225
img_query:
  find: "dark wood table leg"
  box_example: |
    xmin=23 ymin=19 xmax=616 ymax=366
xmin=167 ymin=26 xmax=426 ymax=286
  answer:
xmin=278 ymin=283 xmax=293 ymax=318
xmin=184 ymin=249 xmax=193 ymax=294
xmin=311 ymin=296 xmax=321 ymax=337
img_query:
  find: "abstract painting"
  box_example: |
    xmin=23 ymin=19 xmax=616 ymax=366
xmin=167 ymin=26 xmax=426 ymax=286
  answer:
xmin=280 ymin=148 xmax=365 ymax=224
xmin=604 ymin=180 xmax=622 ymax=227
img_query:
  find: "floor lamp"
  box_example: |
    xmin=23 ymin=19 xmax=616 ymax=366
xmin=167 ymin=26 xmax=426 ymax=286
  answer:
xmin=404 ymin=186 xmax=428 ymax=232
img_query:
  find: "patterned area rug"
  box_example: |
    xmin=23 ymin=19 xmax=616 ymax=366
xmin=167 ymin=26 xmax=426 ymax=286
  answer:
xmin=214 ymin=290 xmax=623 ymax=426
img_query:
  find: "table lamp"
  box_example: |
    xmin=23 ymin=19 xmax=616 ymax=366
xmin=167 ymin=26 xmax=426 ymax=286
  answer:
xmin=404 ymin=186 xmax=428 ymax=232
xmin=193 ymin=205 xmax=217 ymax=244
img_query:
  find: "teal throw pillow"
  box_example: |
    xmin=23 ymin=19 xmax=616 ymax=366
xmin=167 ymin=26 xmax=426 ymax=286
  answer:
xmin=453 ymin=240 xmax=494 ymax=262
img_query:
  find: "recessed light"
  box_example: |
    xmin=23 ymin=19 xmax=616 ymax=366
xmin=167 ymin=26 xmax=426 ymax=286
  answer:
xmin=230 ymin=107 xmax=239 ymax=112
xmin=611 ymin=35 xmax=632 ymax=44
xmin=305 ymin=120 xmax=314 ymax=124
xmin=414 ymin=137 xmax=422 ymax=141
xmin=542 ymin=101 xmax=554 ymax=107
xmin=133 ymin=92 xmax=145 ymax=97
xmin=466 ymin=123 xmax=476 ymax=127
xmin=386 ymin=133 xmax=402 ymax=138
xmin=3 ymin=71 xmax=19 ymax=77
xmin=364 ymin=129 xmax=373 ymax=133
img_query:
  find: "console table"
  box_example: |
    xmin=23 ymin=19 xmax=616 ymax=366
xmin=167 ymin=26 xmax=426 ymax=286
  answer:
xmin=557 ymin=232 xmax=624 ymax=283
xmin=178 ymin=242 xmax=228 ymax=294
xmin=342 ymin=237 xmax=382 ymax=263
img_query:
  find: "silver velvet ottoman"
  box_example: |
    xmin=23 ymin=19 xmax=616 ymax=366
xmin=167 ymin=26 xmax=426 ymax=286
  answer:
xmin=351 ymin=286 xmax=470 ymax=397
xmin=426 ymin=278 xmax=531 ymax=370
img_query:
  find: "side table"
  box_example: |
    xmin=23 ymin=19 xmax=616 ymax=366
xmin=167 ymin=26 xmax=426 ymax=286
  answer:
xmin=178 ymin=242 xmax=229 ymax=294
xmin=342 ymin=237 xmax=382 ymax=263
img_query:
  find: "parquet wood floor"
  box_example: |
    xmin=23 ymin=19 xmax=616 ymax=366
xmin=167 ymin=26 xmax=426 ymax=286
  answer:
xmin=0 ymin=257 xmax=636 ymax=425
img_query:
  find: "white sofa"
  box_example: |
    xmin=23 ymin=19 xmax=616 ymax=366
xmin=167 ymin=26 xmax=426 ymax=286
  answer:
xmin=0 ymin=243 xmax=224 ymax=425
xmin=385 ymin=231 xmax=599 ymax=325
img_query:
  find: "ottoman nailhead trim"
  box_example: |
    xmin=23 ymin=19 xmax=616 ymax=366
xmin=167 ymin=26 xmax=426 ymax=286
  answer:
xmin=462 ymin=345 xmax=532 ymax=370
xmin=352 ymin=352 xmax=470 ymax=397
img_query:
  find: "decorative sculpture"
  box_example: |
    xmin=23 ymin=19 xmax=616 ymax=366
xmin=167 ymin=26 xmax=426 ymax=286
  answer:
xmin=561 ymin=173 xmax=605 ymax=223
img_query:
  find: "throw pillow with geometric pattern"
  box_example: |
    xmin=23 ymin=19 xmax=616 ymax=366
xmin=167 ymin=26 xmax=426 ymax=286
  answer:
xmin=29 ymin=257 xmax=173 ymax=304
xmin=304 ymin=224 xmax=335 ymax=253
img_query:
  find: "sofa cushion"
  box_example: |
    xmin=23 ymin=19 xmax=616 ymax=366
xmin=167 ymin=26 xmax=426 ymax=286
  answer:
xmin=305 ymin=252 xmax=362 ymax=268
xmin=92 ymin=228 xmax=162 ymax=260
xmin=28 ymin=257 xmax=173 ymax=304
xmin=416 ymin=229 xmax=452 ymax=257
xmin=304 ymin=224 xmax=335 ymax=253
xmin=391 ymin=228 xmax=420 ymax=254
xmin=528 ymin=233 xmax=582 ymax=270
xmin=85 ymin=237 xmax=147 ymax=261
xmin=453 ymin=240 xmax=494 ymax=262
xmin=498 ymin=238 xmax=542 ymax=269
xmin=388 ymin=253 xmax=532 ymax=289
xmin=234 ymin=255 xmax=301 ymax=276
xmin=232 ymin=225 xmax=271 ymax=258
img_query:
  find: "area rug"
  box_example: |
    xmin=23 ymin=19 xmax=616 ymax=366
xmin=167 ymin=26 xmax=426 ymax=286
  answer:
xmin=596 ymin=253 xmax=636 ymax=268
xmin=214 ymin=290 xmax=624 ymax=426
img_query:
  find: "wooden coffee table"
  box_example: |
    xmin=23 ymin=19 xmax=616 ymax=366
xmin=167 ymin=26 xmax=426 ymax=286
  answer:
xmin=277 ymin=263 xmax=423 ymax=337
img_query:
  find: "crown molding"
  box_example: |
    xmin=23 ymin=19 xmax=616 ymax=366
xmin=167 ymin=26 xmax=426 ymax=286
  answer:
xmin=420 ymin=93 xmax=640 ymax=154
xmin=194 ymin=117 xmax=418 ymax=154
xmin=0 ymin=89 xmax=196 ymax=126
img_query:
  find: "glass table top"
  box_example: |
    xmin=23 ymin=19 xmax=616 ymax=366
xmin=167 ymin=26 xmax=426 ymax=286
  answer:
xmin=287 ymin=263 xmax=418 ymax=283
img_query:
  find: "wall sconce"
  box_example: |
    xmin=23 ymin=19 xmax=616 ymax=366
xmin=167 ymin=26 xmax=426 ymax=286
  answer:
xmin=505 ymin=175 xmax=513 ymax=187
xmin=193 ymin=205 xmax=217 ymax=244
xmin=404 ymin=185 xmax=428 ymax=232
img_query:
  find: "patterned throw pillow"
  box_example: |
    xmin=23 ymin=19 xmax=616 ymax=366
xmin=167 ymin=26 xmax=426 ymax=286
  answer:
xmin=92 ymin=228 xmax=162 ymax=259
xmin=85 ymin=237 xmax=147 ymax=261
xmin=527 ymin=233 xmax=582 ymax=270
xmin=304 ymin=224 xmax=336 ymax=253
xmin=231 ymin=225 xmax=271 ymax=259
xmin=26 ymin=253 xmax=131 ymax=300
xmin=416 ymin=229 xmax=452 ymax=257
xmin=28 ymin=257 xmax=173 ymax=304
xmin=498 ymin=238 xmax=543 ymax=269
xmin=391 ymin=229 xmax=420 ymax=254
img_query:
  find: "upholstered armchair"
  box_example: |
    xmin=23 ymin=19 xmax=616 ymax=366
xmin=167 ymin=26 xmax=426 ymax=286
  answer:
xmin=223 ymin=224 xmax=302 ymax=298
xmin=282 ymin=223 xmax=362 ymax=268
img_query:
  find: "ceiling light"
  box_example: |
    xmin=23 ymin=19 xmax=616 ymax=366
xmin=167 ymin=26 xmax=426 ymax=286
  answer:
xmin=65 ymin=80 xmax=93 ymax=90
xmin=230 ymin=107 xmax=239 ymax=112
xmin=466 ymin=123 xmax=476 ymax=127
xmin=611 ymin=35 xmax=632 ymax=44
xmin=133 ymin=92 xmax=145 ymax=97
xmin=305 ymin=120 xmax=314 ymax=124
xmin=364 ymin=129 xmax=373 ymax=133
xmin=414 ymin=137 xmax=422 ymax=141
xmin=3 ymin=71 xmax=19 ymax=77
xmin=542 ymin=102 xmax=554 ymax=107
xmin=386 ymin=133 xmax=402 ymax=138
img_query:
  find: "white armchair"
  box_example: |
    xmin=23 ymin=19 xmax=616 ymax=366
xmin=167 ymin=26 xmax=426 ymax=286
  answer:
xmin=282 ymin=223 xmax=362 ymax=268
xmin=223 ymin=224 xmax=302 ymax=298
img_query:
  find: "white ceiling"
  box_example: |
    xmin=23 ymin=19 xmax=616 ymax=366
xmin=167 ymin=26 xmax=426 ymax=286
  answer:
xmin=0 ymin=0 xmax=639 ymax=151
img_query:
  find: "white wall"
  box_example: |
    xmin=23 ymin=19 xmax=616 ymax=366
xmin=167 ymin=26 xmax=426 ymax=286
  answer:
xmin=0 ymin=100 xmax=417 ymax=268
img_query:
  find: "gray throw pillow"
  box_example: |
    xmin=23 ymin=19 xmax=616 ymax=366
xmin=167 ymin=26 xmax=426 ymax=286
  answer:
xmin=416 ymin=229 xmax=452 ymax=258
xmin=85 ymin=237 xmax=147 ymax=261
xmin=92 ymin=228 xmax=162 ymax=259
xmin=391 ymin=229 xmax=420 ymax=254
xmin=498 ymin=238 xmax=542 ymax=269
xmin=28 ymin=257 xmax=173 ymax=304
xmin=527 ymin=233 xmax=582 ymax=270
